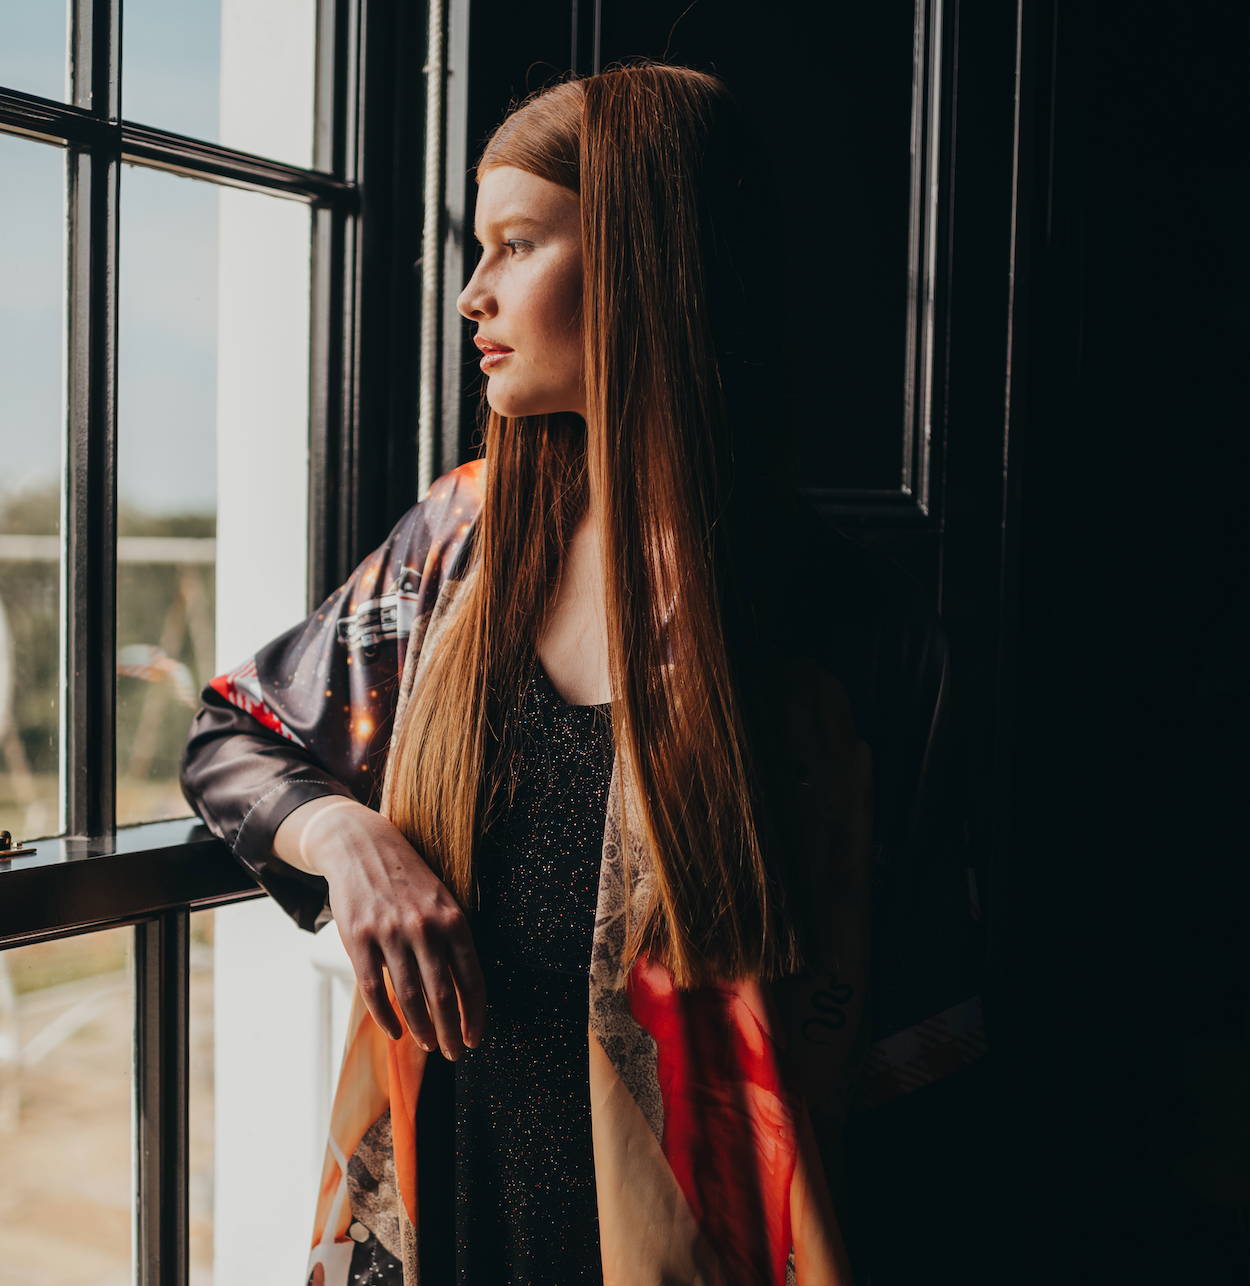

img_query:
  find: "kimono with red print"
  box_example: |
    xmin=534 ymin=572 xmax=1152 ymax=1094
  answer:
xmin=181 ymin=460 xmax=985 ymax=1284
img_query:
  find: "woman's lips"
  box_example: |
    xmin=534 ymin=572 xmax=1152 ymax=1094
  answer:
xmin=474 ymin=337 xmax=514 ymax=371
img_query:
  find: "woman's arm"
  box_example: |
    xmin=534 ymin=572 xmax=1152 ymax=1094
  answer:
xmin=181 ymin=683 xmax=357 ymax=929
xmin=274 ymin=796 xmax=484 ymax=1059
xmin=181 ymin=464 xmax=488 ymax=1049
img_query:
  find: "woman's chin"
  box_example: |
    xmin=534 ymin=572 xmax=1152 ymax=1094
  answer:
xmin=485 ymin=383 xmax=530 ymax=419
xmin=486 ymin=387 xmax=580 ymax=421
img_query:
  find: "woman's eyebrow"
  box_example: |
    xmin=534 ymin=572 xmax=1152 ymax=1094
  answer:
xmin=474 ymin=212 xmax=548 ymax=242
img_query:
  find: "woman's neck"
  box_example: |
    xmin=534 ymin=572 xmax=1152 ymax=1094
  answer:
xmin=537 ymin=503 xmax=611 ymax=706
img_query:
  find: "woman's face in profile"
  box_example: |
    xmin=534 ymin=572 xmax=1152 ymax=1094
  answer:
xmin=458 ymin=165 xmax=585 ymax=420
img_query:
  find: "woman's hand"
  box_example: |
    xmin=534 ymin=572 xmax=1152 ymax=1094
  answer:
xmin=273 ymin=796 xmax=485 ymax=1059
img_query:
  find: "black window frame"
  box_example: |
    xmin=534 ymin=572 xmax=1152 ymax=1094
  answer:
xmin=0 ymin=2 xmax=441 ymax=1281
xmin=0 ymin=1 xmax=1010 ymax=1278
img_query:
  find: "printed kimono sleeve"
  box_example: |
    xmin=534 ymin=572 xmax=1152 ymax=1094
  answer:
xmin=180 ymin=462 xmax=484 ymax=931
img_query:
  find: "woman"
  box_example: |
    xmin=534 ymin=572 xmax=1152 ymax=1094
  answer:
xmin=184 ymin=65 xmax=964 ymax=1286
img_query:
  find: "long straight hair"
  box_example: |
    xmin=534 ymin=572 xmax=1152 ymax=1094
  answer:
xmin=387 ymin=66 xmax=801 ymax=986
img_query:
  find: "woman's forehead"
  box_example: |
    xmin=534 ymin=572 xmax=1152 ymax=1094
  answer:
xmin=475 ymin=166 xmax=578 ymax=234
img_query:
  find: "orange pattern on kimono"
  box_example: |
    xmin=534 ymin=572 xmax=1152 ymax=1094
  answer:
xmin=180 ymin=458 xmax=981 ymax=1284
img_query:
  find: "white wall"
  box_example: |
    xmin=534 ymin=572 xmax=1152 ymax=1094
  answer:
xmin=212 ymin=905 xmax=354 ymax=1285
xmin=215 ymin=0 xmax=317 ymax=676
xmin=213 ymin=5 xmax=355 ymax=1284
xmin=213 ymin=185 xmax=311 ymax=676
xmin=219 ymin=0 xmax=316 ymax=169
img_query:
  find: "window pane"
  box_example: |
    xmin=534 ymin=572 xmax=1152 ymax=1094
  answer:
xmin=0 ymin=927 xmax=134 ymax=1283
xmin=0 ymin=134 xmax=63 ymax=843
xmin=214 ymin=185 xmax=311 ymax=673
xmin=123 ymin=0 xmax=318 ymax=169
xmin=117 ymin=165 xmax=219 ymax=828
xmin=0 ymin=1 xmax=67 ymax=103
xmin=219 ymin=0 xmax=317 ymax=169
xmin=117 ymin=166 xmax=311 ymax=826
xmin=122 ymin=0 xmax=221 ymax=142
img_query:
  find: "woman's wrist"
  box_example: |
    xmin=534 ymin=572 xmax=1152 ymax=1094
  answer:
xmin=273 ymin=795 xmax=372 ymax=877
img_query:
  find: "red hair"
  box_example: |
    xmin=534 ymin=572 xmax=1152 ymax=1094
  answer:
xmin=387 ymin=66 xmax=800 ymax=985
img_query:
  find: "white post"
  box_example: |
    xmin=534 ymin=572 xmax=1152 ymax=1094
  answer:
xmin=211 ymin=5 xmax=354 ymax=1284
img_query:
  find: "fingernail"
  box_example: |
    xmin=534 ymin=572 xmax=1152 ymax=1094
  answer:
xmin=420 ymin=1042 xmax=433 ymax=1053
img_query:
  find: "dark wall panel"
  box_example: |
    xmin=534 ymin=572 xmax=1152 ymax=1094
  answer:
xmin=994 ymin=1 xmax=1250 ymax=1279
xmin=598 ymin=1 xmax=917 ymax=494
xmin=447 ymin=0 xmax=575 ymax=464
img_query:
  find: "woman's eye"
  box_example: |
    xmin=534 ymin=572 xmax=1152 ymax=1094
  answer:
xmin=505 ymin=239 xmax=533 ymax=255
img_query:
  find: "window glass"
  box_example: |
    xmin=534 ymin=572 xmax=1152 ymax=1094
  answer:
xmin=117 ymin=165 xmax=311 ymax=827
xmin=117 ymin=164 xmax=219 ymax=827
xmin=0 ymin=1 xmax=67 ymax=103
xmin=123 ymin=0 xmax=318 ymax=169
xmin=122 ymin=0 xmax=221 ymax=142
xmin=0 ymin=134 xmax=64 ymax=843
xmin=218 ymin=0 xmax=317 ymax=169
xmin=0 ymin=927 xmax=134 ymax=1283
xmin=213 ymin=185 xmax=311 ymax=675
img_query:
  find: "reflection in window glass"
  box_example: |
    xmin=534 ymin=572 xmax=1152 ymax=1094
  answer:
xmin=0 ymin=928 xmax=134 ymax=1283
xmin=0 ymin=1 xmax=66 ymax=103
xmin=190 ymin=910 xmax=215 ymax=1283
xmin=122 ymin=0 xmax=221 ymax=142
xmin=0 ymin=134 xmax=64 ymax=843
xmin=117 ymin=165 xmax=219 ymax=827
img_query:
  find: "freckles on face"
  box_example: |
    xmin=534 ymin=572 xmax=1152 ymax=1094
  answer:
xmin=456 ymin=165 xmax=585 ymax=420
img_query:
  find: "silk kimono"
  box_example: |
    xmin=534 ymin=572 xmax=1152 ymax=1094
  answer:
xmin=181 ymin=461 xmax=986 ymax=1285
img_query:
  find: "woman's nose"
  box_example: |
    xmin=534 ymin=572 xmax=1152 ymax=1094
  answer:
xmin=457 ymin=264 xmax=495 ymax=322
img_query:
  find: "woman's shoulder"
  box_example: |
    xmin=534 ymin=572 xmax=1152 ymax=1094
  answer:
xmin=369 ymin=459 xmax=487 ymax=597
xmin=402 ymin=459 xmax=487 ymax=556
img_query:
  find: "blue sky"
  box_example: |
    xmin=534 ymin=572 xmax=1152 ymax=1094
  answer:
xmin=0 ymin=1 xmax=66 ymax=103
xmin=0 ymin=0 xmax=220 ymax=134
xmin=0 ymin=1 xmax=222 ymax=518
xmin=0 ymin=134 xmax=63 ymax=505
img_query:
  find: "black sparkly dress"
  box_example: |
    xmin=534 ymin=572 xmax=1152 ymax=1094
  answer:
xmin=453 ymin=663 xmax=612 ymax=1283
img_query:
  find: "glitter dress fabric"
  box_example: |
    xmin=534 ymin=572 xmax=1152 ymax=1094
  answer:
xmin=456 ymin=662 xmax=613 ymax=1283
xmin=186 ymin=462 xmax=973 ymax=1286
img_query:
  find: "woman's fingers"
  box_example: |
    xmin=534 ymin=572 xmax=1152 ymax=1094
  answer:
xmin=384 ymin=947 xmax=439 ymax=1052
xmin=448 ymin=934 xmax=487 ymax=1049
xmin=393 ymin=926 xmax=484 ymax=1057
xmin=351 ymin=941 xmax=403 ymax=1042
xmin=413 ymin=940 xmax=468 ymax=1059
xmin=299 ymin=802 xmax=488 ymax=1056
xmin=346 ymin=929 xmax=475 ymax=1057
